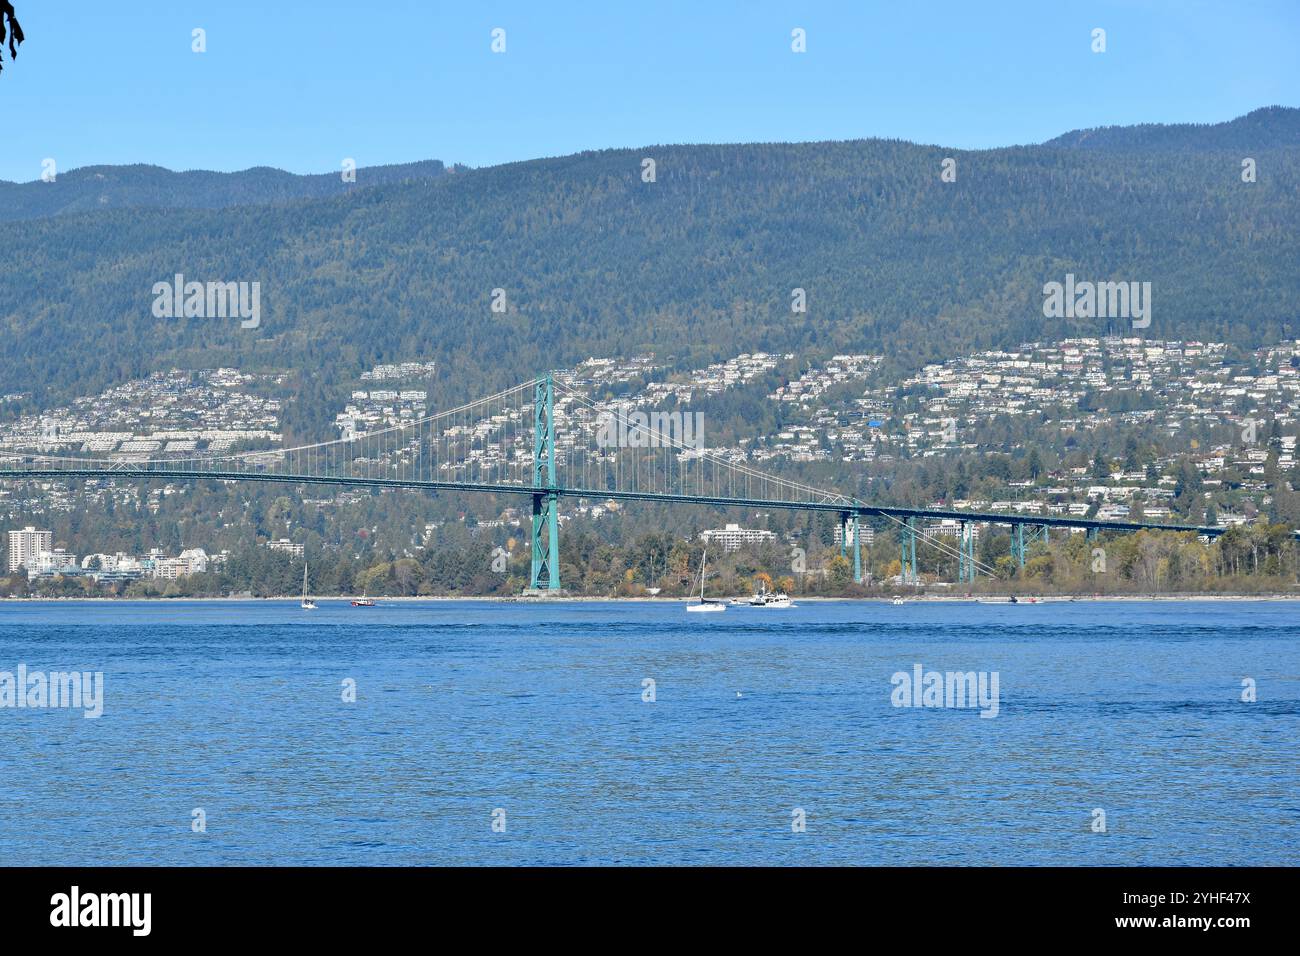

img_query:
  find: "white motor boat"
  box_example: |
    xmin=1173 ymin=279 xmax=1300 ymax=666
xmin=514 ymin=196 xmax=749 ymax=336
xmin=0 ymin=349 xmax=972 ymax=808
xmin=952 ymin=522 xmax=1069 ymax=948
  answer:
xmin=739 ymin=581 xmax=795 ymax=608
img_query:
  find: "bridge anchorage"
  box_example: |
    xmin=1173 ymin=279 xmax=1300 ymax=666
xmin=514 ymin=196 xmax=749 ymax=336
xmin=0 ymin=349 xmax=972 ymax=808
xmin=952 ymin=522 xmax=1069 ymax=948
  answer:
xmin=0 ymin=372 xmax=1229 ymax=591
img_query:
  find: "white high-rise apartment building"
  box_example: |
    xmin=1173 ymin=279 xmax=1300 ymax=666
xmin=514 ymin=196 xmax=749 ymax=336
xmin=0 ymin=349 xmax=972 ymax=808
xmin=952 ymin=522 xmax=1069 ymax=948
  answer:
xmin=699 ymin=524 xmax=777 ymax=553
xmin=7 ymin=526 xmax=53 ymax=572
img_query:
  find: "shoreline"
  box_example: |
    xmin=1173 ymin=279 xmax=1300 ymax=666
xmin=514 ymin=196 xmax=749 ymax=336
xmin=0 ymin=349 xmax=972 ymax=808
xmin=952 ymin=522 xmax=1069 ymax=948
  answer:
xmin=5 ymin=593 xmax=1300 ymax=604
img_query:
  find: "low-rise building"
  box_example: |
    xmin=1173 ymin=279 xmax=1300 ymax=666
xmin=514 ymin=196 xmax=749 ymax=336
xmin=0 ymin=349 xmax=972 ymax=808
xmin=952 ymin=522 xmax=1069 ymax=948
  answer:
xmin=265 ymin=539 xmax=305 ymax=558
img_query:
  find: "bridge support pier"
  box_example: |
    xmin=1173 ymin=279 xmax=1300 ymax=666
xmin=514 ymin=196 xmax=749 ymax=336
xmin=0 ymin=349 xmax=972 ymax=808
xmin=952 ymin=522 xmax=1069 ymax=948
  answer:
xmin=958 ymin=520 xmax=976 ymax=584
xmin=852 ymin=512 xmax=863 ymax=584
xmin=1012 ymin=523 xmax=1055 ymax=574
xmin=901 ymin=517 xmax=917 ymax=586
xmin=530 ymin=492 xmax=560 ymax=591
xmin=529 ymin=374 xmax=561 ymax=591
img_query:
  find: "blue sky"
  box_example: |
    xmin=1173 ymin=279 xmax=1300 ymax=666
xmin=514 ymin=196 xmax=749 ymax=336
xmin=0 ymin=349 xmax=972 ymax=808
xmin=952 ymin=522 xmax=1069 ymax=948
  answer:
xmin=2 ymin=0 xmax=1297 ymax=182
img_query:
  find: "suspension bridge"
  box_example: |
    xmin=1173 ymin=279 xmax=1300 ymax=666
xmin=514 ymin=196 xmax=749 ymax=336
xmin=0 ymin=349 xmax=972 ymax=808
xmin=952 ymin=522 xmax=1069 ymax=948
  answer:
xmin=0 ymin=373 xmax=1226 ymax=590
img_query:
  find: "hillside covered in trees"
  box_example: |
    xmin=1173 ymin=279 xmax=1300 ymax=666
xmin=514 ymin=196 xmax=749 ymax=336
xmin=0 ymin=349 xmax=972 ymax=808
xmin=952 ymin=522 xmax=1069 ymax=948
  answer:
xmin=1 ymin=107 xmax=1298 ymax=431
xmin=0 ymin=159 xmax=450 ymax=222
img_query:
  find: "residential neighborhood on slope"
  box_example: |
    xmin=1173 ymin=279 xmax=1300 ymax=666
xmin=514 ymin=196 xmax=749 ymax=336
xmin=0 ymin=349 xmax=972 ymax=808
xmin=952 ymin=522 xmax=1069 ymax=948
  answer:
xmin=0 ymin=368 xmax=281 ymax=459
xmin=4 ymin=336 xmax=1300 ymax=558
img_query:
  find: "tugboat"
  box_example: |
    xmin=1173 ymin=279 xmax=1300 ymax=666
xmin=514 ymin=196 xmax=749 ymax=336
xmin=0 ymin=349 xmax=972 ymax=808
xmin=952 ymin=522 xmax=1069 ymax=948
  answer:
xmin=351 ymin=587 xmax=376 ymax=608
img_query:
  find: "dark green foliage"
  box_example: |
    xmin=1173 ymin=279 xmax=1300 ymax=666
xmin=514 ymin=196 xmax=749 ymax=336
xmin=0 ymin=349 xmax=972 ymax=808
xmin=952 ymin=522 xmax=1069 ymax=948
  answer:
xmin=2 ymin=110 xmax=1298 ymax=422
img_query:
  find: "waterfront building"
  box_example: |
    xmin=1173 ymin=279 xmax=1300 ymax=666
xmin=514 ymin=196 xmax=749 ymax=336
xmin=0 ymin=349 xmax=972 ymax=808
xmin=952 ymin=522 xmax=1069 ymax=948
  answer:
xmin=7 ymin=526 xmax=53 ymax=572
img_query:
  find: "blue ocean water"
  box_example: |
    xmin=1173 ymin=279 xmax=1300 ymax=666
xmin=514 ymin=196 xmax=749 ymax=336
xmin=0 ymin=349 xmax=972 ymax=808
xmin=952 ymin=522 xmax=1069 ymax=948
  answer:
xmin=0 ymin=599 xmax=1295 ymax=866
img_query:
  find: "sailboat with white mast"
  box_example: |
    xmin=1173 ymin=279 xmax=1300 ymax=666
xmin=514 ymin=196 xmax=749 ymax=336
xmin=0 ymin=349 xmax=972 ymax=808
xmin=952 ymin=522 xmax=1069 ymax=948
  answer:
xmin=300 ymin=562 xmax=317 ymax=610
xmin=686 ymin=543 xmax=726 ymax=613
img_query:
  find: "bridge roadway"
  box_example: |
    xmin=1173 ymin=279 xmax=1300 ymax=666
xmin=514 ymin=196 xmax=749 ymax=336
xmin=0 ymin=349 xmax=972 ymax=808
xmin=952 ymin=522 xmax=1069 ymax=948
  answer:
xmin=2 ymin=466 xmax=1226 ymax=538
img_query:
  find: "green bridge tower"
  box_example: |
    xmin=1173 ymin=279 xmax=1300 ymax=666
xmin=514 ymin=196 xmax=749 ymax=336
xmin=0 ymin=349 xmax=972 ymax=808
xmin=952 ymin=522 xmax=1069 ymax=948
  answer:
xmin=529 ymin=374 xmax=561 ymax=591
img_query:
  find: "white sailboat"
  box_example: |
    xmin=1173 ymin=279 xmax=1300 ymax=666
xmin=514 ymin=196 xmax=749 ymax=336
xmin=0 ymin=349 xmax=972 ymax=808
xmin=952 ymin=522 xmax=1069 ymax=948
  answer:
xmin=301 ymin=562 xmax=317 ymax=610
xmin=686 ymin=544 xmax=725 ymax=613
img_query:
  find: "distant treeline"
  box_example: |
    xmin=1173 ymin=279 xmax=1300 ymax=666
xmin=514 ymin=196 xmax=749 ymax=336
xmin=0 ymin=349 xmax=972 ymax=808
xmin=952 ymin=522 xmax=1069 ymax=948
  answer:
xmin=5 ymin=522 xmax=1296 ymax=599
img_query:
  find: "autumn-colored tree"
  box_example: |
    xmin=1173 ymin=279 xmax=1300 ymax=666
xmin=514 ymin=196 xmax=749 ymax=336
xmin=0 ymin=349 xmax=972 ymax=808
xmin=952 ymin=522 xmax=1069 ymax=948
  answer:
xmin=828 ymin=555 xmax=853 ymax=588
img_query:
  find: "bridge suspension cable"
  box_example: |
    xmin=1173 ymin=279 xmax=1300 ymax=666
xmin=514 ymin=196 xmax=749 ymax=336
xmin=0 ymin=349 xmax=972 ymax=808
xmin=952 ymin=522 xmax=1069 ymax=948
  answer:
xmin=549 ymin=379 xmax=853 ymax=506
xmin=877 ymin=511 xmax=999 ymax=580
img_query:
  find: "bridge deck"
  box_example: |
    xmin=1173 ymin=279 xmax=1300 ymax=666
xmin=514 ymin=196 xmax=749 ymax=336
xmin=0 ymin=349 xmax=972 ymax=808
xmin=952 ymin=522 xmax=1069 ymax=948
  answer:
xmin=0 ymin=466 xmax=1225 ymax=537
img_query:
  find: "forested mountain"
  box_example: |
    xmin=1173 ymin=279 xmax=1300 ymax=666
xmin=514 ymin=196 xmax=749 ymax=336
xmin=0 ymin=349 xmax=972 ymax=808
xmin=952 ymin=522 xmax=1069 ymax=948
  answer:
xmin=0 ymin=159 xmax=450 ymax=222
xmin=1044 ymin=105 xmax=1300 ymax=152
xmin=1 ymin=108 xmax=1297 ymax=431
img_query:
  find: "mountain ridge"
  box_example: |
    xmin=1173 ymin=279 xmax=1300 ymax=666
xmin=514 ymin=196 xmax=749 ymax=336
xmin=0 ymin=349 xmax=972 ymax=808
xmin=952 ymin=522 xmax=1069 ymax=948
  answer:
xmin=1 ymin=107 xmax=1297 ymax=434
xmin=5 ymin=107 xmax=1296 ymax=223
xmin=0 ymin=159 xmax=453 ymax=222
xmin=1042 ymin=105 xmax=1300 ymax=152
